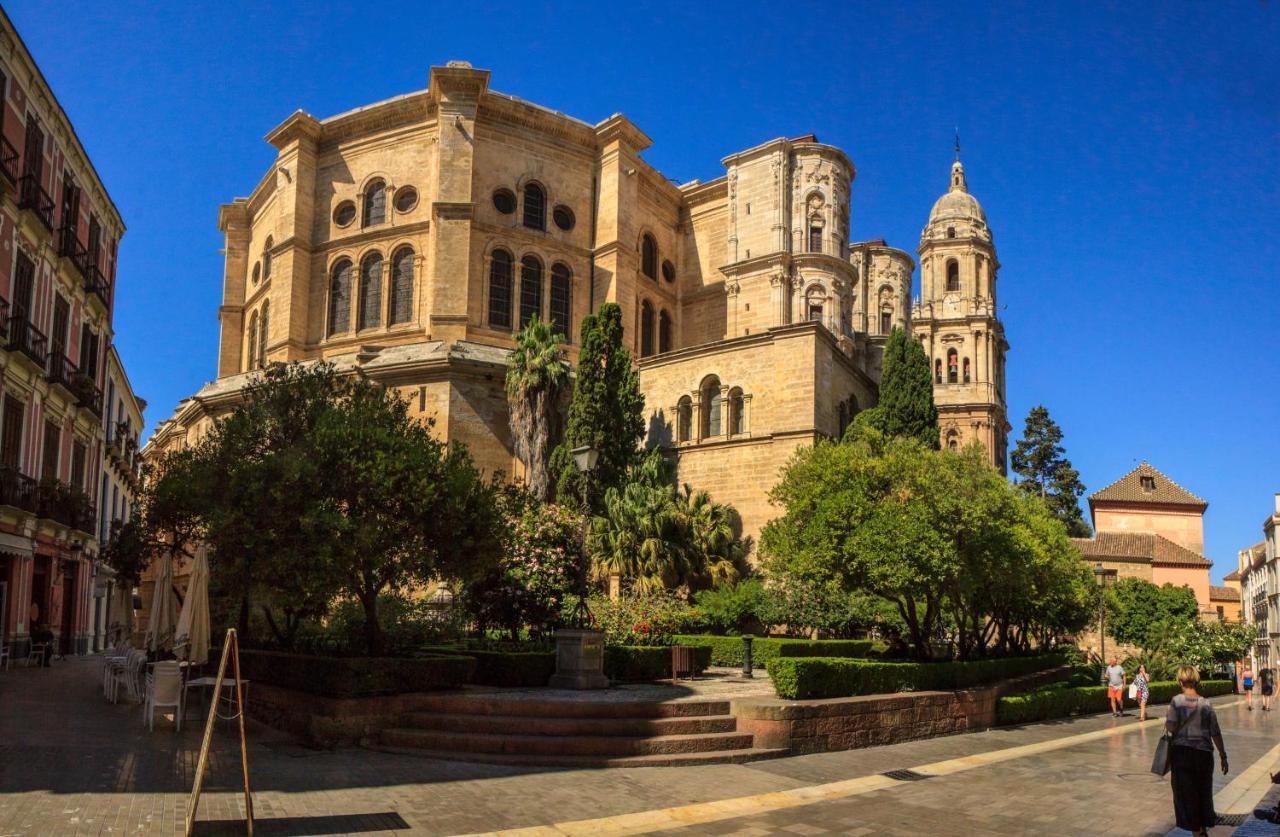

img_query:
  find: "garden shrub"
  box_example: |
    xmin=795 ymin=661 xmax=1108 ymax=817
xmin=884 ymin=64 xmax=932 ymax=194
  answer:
xmin=590 ymin=590 xmax=697 ymax=646
xmin=996 ymin=679 xmax=1234 ymax=725
xmin=421 ymin=644 xmax=556 ymax=687
xmin=767 ymin=653 xmax=1067 ymax=700
xmin=604 ymin=644 xmax=713 ymax=682
xmin=673 ymin=635 xmax=886 ymax=668
xmin=237 ymin=650 xmax=474 ymax=698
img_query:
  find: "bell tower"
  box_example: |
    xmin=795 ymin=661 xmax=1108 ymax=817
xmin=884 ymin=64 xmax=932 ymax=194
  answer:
xmin=911 ymin=153 xmax=1010 ymax=472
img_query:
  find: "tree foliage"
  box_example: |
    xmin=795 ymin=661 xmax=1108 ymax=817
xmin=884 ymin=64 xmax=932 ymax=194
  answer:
xmin=1103 ymin=577 xmax=1200 ymax=654
xmin=552 ymin=303 xmax=645 ymax=511
xmin=761 ymin=426 xmax=1089 ymax=660
xmin=1010 ymin=405 xmax=1091 ymax=537
xmin=850 ymin=328 xmax=939 ymax=448
xmin=506 ymin=315 xmax=569 ymax=502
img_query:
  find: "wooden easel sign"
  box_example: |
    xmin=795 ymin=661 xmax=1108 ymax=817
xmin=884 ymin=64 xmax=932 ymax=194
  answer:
xmin=186 ymin=627 xmax=254 ymax=836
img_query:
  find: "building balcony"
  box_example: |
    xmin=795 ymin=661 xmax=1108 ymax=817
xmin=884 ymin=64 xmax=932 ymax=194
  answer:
xmin=0 ymin=136 xmax=17 ymax=190
xmin=36 ymin=478 xmax=96 ymax=534
xmin=5 ymin=317 xmax=47 ymax=368
xmin=17 ymin=174 xmax=54 ymax=234
xmin=83 ymin=262 xmax=110 ymax=308
xmin=56 ymin=227 xmax=88 ymax=280
xmin=70 ymin=371 xmax=102 ymax=418
xmin=0 ymin=466 xmax=38 ymax=514
xmin=45 ymin=350 xmax=78 ymax=396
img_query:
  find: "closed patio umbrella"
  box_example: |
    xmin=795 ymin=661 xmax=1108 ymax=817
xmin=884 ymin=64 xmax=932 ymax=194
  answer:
xmin=106 ymin=580 xmax=134 ymax=645
xmin=145 ymin=551 xmax=178 ymax=653
xmin=174 ymin=544 xmax=210 ymax=665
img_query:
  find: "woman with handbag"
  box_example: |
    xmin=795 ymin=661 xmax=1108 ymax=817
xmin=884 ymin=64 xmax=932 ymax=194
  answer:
xmin=1165 ymin=665 xmax=1228 ymax=837
xmin=1133 ymin=664 xmax=1150 ymax=721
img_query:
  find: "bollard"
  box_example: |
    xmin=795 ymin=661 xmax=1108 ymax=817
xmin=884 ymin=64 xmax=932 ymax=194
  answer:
xmin=742 ymin=634 xmax=754 ymax=679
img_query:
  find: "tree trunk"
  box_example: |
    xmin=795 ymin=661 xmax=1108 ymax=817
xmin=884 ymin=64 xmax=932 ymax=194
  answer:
xmin=361 ymin=593 xmax=384 ymax=657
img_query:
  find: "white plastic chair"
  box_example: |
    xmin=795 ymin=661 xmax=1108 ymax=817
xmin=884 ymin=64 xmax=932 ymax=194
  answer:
xmin=101 ymin=642 xmax=132 ymax=698
xmin=0 ymin=644 xmax=9 ymax=670
xmin=145 ymin=661 xmax=184 ymax=731
xmin=25 ymin=642 xmax=47 ymax=667
xmin=108 ymin=650 xmax=146 ymax=703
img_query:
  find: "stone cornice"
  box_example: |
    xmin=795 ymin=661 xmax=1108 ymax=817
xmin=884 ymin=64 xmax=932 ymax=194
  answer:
xmin=265 ymin=110 xmax=323 ymax=150
xmin=433 ymin=202 xmax=474 ymax=221
xmin=594 ymin=114 xmax=652 ymax=152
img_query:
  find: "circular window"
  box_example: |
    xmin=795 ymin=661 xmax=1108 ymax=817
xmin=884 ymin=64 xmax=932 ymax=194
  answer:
xmin=251 ymin=261 xmax=261 ymax=284
xmin=333 ymin=201 xmax=356 ymax=227
xmin=492 ymin=188 xmax=516 ymax=214
xmin=394 ymin=186 xmax=418 ymax=213
xmin=553 ymin=205 xmax=575 ymax=231
xmin=661 ymin=260 xmax=676 ymax=283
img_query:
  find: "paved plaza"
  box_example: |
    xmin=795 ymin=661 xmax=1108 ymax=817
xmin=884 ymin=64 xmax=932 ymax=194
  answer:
xmin=3 ymin=658 xmax=1280 ymax=836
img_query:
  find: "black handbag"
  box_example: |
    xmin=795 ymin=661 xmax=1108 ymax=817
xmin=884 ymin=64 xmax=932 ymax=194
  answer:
xmin=1152 ymin=700 xmax=1201 ymax=777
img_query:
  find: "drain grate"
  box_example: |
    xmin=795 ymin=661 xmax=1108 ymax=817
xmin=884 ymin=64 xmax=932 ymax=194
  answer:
xmin=1217 ymin=814 xmax=1250 ymax=826
xmin=881 ymin=769 xmax=931 ymax=782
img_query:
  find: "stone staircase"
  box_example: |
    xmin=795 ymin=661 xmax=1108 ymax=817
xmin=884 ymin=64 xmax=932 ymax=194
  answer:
xmin=374 ymin=692 xmax=785 ymax=767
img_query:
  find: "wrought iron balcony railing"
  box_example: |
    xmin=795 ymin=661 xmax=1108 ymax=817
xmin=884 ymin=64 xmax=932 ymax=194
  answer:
xmin=36 ymin=478 xmax=96 ymax=533
xmin=56 ymin=227 xmax=88 ymax=279
xmin=83 ymin=261 xmax=110 ymax=306
xmin=0 ymin=136 xmax=17 ymax=187
xmin=6 ymin=316 xmax=47 ymax=367
xmin=17 ymin=174 xmax=54 ymax=233
xmin=70 ymin=371 xmax=103 ymax=418
xmin=45 ymin=349 xmax=78 ymax=394
xmin=0 ymin=466 xmax=38 ymax=514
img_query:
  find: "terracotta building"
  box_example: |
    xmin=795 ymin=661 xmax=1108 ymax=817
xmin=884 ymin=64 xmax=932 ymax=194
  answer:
xmin=0 ymin=8 xmax=134 ymax=661
xmin=145 ymin=62 xmax=1010 ymax=551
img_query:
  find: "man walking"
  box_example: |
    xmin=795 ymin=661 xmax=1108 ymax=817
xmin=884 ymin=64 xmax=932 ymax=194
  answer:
xmin=1105 ymin=656 xmax=1127 ymax=717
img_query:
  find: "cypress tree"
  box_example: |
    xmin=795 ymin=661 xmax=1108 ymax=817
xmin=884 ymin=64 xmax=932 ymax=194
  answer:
xmin=551 ymin=303 xmax=645 ymax=510
xmin=853 ymin=328 xmax=939 ymax=448
xmin=1011 ymin=405 xmax=1091 ymax=536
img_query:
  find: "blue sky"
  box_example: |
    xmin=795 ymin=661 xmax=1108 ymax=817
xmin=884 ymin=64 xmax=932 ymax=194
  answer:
xmin=8 ymin=1 xmax=1277 ymax=579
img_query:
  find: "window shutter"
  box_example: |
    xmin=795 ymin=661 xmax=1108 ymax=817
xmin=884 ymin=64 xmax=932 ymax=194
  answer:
xmin=0 ymin=397 xmax=24 ymax=470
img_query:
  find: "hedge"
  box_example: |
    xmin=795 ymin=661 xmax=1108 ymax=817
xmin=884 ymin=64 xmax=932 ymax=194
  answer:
xmin=420 ymin=645 xmax=556 ymax=687
xmin=673 ymin=635 xmax=886 ymax=668
xmin=996 ymin=679 xmax=1234 ymax=725
xmin=767 ymin=653 xmax=1066 ymax=700
xmin=236 ymin=650 xmax=474 ymax=698
xmin=605 ymin=645 xmax=713 ymax=682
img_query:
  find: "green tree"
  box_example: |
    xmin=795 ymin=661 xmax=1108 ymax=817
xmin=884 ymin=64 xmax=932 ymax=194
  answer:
xmin=1165 ymin=619 xmax=1255 ymax=670
xmin=506 ymin=315 xmax=569 ymax=502
xmin=1010 ymin=405 xmax=1091 ymax=536
xmin=1104 ymin=577 xmax=1200 ymax=653
xmin=848 ymin=328 xmax=938 ymax=448
xmin=552 ymin=303 xmax=645 ymax=510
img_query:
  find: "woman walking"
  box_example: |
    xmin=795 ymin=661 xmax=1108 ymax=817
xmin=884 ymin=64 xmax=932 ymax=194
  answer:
xmin=1134 ymin=664 xmax=1151 ymax=721
xmin=1167 ymin=665 xmax=1228 ymax=837
xmin=1243 ymin=664 xmax=1255 ymax=710
xmin=1262 ymin=668 xmax=1274 ymax=711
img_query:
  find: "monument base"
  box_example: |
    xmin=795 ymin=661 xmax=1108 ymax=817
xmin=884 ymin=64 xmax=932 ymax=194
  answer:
xmin=549 ymin=628 xmax=610 ymax=689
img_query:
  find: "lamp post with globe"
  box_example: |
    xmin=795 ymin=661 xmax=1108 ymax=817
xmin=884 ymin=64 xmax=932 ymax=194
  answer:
xmin=548 ymin=444 xmax=609 ymax=689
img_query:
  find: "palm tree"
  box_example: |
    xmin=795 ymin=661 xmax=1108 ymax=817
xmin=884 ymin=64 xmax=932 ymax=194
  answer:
xmin=505 ymin=315 xmax=569 ymax=501
xmin=675 ymin=486 xmax=742 ymax=590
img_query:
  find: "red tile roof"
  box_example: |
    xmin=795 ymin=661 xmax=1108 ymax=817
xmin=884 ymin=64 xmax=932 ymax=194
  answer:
xmin=1089 ymin=462 xmax=1207 ymax=509
xmin=1071 ymin=531 xmax=1211 ymax=567
xmin=1210 ymin=585 xmax=1240 ymax=602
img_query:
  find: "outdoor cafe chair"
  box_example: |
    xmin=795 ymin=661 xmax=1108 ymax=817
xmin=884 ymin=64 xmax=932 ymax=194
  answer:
xmin=25 ymin=641 xmax=48 ymax=667
xmin=0 ymin=644 xmax=8 ymax=671
xmin=144 ymin=661 xmax=183 ymax=731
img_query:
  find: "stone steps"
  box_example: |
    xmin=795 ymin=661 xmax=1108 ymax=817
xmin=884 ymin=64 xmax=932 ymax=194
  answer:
xmin=400 ymin=692 xmax=732 ymax=719
xmin=368 ymin=743 xmax=789 ymax=769
xmin=380 ymin=727 xmax=755 ymax=757
xmin=400 ymin=711 xmax=740 ymax=737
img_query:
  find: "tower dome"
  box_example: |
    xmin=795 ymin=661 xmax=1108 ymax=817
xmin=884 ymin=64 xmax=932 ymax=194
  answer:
xmin=924 ymin=160 xmax=990 ymax=241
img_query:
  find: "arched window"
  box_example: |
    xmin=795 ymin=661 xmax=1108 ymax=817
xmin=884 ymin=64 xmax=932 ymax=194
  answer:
xmin=258 ymin=300 xmax=269 ymax=368
xmin=658 ymin=309 xmax=672 ymax=353
xmin=251 ymin=261 xmax=260 ymax=285
xmin=262 ymin=235 xmax=274 ymax=280
xmin=728 ymin=387 xmax=744 ymax=436
xmin=947 ymin=431 xmax=959 ymax=451
xmin=700 ymin=376 xmax=722 ymax=438
xmin=946 ymin=260 xmax=959 ymax=292
xmin=359 ymin=252 xmax=383 ymax=330
xmin=327 ymin=259 xmax=352 ymax=336
xmin=363 ymin=179 xmax=386 ymax=227
xmin=488 ymin=249 xmax=513 ymax=329
xmin=806 ymin=288 xmax=825 ymax=323
xmin=389 ymin=247 xmax=414 ymax=325
xmin=549 ymin=263 xmax=571 ymax=337
xmin=808 ymin=223 xmax=823 ymax=254
xmin=947 ymin=348 xmax=958 ymax=384
xmin=522 ymin=182 xmax=545 ymax=230
xmin=519 ymin=255 xmax=543 ymax=327
xmin=947 ymin=226 xmax=956 ymax=239
xmin=880 ymin=309 xmax=892 ymax=334
xmin=640 ymin=300 xmax=655 ymax=358
xmin=246 ymin=311 xmax=259 ymax=370
xmin=676 ymin=396 xmax=692 ymax=443
xmin=641 ymin=234 xmax=658 ymax=280
xmin=935 ymin=358 xmax=942 ymax=383
xmin=963 ymin=356 xmax=971 ymax=383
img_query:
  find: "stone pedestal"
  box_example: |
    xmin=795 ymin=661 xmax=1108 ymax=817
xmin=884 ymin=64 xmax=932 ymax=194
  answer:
xmin=549 ymin=629 xmax=610 ymax=689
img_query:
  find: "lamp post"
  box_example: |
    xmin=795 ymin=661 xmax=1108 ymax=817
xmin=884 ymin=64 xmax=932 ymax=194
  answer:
xmin=548 ymin=444 xmax=609 ymax=689
xmin=1094 ymin=562 xmax=1114 ymax=676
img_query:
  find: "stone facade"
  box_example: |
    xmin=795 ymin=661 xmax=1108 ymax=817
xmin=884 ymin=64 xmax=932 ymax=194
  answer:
xmin=1239 ymin=495 xmax=1280 ymax=673
xmin=146 ymin=62 xmax=1011 ymax=555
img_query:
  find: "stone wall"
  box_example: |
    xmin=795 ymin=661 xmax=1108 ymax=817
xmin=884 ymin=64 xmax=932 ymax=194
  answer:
xmin=246 ymin=682 xmax=453 ymax=748
xmin=731 ymin=666 xmax=1069 ymax=755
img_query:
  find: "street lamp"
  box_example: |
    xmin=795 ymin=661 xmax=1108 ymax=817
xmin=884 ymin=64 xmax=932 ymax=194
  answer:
xmin=1094 ymin=562 xmax=1115 ymax=675
xmin=548 ymin=444 xmax=609 ymax=689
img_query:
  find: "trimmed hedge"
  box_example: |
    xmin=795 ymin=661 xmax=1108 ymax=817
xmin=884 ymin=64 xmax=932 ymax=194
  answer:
xmin=421 ymin=645 xmax=556 ymax=687
xmin=237 ymin=650 xmax=474 ymax=698
xmin=673 ymin=635 xmax=886 ymax=668
xmin=605 ymin=645 xmax=713 ymax=682
xmin=767 ymin=653 xmax=1066 ymax=700
xmin=996 ymin=679 xmax=1234 ymax=725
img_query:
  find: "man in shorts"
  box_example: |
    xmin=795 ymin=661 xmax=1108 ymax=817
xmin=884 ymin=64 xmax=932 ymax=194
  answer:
xmin=1104 ymin=656 xmax=1127 ymax=717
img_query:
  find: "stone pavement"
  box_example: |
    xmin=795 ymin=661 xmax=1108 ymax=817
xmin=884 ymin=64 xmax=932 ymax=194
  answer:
xmin=3 ymin=656 xmax=1280 ymax=836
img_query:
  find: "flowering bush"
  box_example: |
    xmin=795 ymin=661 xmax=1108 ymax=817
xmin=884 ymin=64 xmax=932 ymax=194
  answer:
xmin=588 ymin=588 xmax=697 ymax=646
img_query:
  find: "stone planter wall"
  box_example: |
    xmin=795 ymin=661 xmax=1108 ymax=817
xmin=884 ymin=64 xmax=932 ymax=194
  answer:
xmin=732 ymin=665 xmax=1069 ymax=755
xmin=246 ymin=682 xmax=466 ymax=748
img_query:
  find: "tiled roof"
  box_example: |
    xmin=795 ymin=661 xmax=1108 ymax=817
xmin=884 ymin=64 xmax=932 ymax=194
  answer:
xmin=1072 ymin=532 xmax=1211 ymax=567
xmin=1210 ymin=585 xmax=1241 ymax=602
xmin=1089 ymin=462 xmax=1208 ymax=509
xmin=1223 ymin=570 xmax=1241 ymax=581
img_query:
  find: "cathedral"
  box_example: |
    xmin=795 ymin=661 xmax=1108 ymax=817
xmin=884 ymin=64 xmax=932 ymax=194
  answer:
xmin=146 ymin=62 xmax=1010 ymax=551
